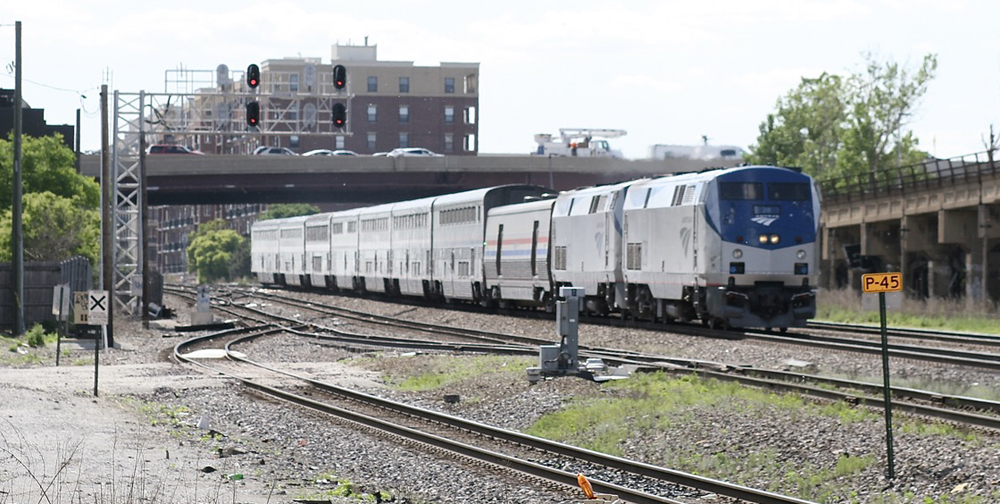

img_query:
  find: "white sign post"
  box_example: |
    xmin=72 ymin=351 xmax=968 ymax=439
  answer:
xmin=85 ymin=290 xmax=110 ymax=398
xmin=51 ymin=284 xmax=70 ymax=321
xmin=52 ymin=284 xmax=70 ymax=366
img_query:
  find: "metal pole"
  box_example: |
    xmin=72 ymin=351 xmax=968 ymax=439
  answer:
xmin=12 ymin=20 xmax=24 ymax=336
xmin=100 ymin=85 xmax=114 ymax=347
xmin=878 ymin=291 xmax=896 ymax=481
xmin=140 ymin=133 xmax=150 ymax=329
xmin=74 ymin=108 xmax=81 ymax=173
xmin=55 ymin=288 xmax=64 ymax=366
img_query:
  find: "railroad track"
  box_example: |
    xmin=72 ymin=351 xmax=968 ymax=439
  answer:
xmin=173 ymin=284 xmax=1000 ymax=372
xmin=172 ymin=325 xmax=819 ymax=504
xmin=165 ymin=284 xmax=1000 ymax=433
xmin=806 ymin=320 xmax=1000 ymax=347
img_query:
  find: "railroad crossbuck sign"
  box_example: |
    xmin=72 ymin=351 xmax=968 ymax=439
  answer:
xmin=87 ymin=290 xmax=109 ymax=325
xmin=861 ymin=272 xmax=903 ymax=293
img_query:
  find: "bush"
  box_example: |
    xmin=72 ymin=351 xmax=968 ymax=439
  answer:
xmin=24 ymin=324 xmax=48 ymax=348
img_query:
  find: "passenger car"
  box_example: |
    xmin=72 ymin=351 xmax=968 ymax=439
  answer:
xmin=303 ymin=149 xmax=359 ymax=156
xmin=253 ymin=146 xmax=297 ymax=156
xmin=387 ymin=148 xmax=444 ymax=157
xmin=146 ymin=144 xmax=204 ymax=155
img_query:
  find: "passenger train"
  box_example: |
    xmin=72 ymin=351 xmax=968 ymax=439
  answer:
xmin=251 ymin=165 xmax=820 ymax=330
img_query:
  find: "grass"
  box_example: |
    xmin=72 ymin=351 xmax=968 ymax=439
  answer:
xmin=1 ymin=323 xmax=89 ymax=368
xmin=521 ymin=372 xmax=988 ymax=504
xmin=816 ymin=288 xmax=1000 ymax=334
xmin=378 ymin=354 xmax=533 ymax=394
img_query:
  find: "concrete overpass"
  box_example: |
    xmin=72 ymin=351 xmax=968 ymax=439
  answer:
xmin=819 ymin=151 xmax=1000 ymax=303
xmin=80 ymin=154 xmax=743 ymax=205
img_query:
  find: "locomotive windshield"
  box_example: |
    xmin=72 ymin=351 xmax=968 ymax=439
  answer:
xmin=768 ymin=182 xmax=811 ymax=201
xmin=719 ymin=181 xmax=811 ymax=201
xmin=720 ymin=182 xmax=763 ymax=200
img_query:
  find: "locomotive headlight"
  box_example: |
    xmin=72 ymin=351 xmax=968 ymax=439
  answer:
xmin=732 ymin=249 xmax=743 ymax=259
xmin=769 ymin=234 xmax=780 ymax=244
xmin=758 ymin=234 xmax=768 ymax=244
xmin=797 ymin=249 xmax=807 ymax=260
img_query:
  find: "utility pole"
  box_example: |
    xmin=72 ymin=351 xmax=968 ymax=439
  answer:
xmin=100 ymin=84 xmax=114 ymax=347
xmin=12 ymin=21 xmax=24 ymax=336
xmin=75 ymin=108 xmax=81 ymax=173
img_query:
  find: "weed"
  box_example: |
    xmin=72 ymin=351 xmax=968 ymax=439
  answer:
xmin=383 ymin=354 xmax=533 ymax=393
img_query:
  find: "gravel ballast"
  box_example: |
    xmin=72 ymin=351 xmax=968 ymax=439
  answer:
xmin=3 ymin=291 xmax=1000 ymax=503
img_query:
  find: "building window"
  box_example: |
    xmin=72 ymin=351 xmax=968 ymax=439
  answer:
xmin=444 ymin=77 xmax=455 ymax=94
xmin=444 ymin=106 xmax=455 ymax=124
xmin=290 ymin=74 xmax=299 ymax=92
xmin=444 ymin=133 xmax=454 ymax=152
xmin=367 ymin=104 xmax=377 ymax=122
xmin=367 ymin=132 xmax=377 ymax=151
xmin=336 ymin=136 xmax=345 ymax=149
xmin=367 ymin=76 xmax=377 ymax=92
xmin=399 ymin=132 xmax=409 ymax=148
xmin=399 ymin=105 xmax=409 ymax=123
xmin=399 ymin=76 xmax=410 ymax=93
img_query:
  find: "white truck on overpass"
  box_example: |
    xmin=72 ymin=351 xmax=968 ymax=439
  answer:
xmin=532 ymin=128 xmax=627 ymax=159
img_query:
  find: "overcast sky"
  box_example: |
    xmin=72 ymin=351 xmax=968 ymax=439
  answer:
xmin=2 ymin=0 xmax=999 ymax=159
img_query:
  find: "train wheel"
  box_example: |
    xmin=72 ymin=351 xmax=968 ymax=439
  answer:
xmin=779 ymin=327 xmax=788 ymax=334
xmin=710 ymin=318 xmax=729 ymax=330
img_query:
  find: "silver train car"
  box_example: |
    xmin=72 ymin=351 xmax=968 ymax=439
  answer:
xmin=251 ymin=185 xmax=552 ymax=302
xmin=485 ymin=165 xmax=820 ymax=330
xmin=252 ymin=166 xmax=820 ymax=330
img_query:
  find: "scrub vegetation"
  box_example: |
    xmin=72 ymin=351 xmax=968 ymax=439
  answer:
xmin=817 ymin=288 xmax=1000 ymax=334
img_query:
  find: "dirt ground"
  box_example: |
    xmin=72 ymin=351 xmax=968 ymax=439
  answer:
xmin=0 ymin=330 xmax=342 ymax=504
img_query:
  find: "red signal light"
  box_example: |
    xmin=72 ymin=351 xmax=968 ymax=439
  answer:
xmin=332 ymin=103 xmax=347 ymax=128
xmin=246 ymin=101 xmax=260 ymax=126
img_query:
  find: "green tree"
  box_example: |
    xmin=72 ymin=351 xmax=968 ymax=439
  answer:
xmin=0 ymin=134 xmax=99 ymax=209
xmin=259 ymin=203 xmax=320 ymax=220
xmin=186 ymin=227 xmax=245 ymax=283
xmin=0 ymin=135 xmax=101 ymax=262
xmin=837 ymin=53 xmax=937 ymax=179
xmin=747 ymin=53 xmax=937 ymax=182
xmin=748 ymin=73 xmax=845 ymax=178
xmin=0 ymin=191 xmax=100 ymax=263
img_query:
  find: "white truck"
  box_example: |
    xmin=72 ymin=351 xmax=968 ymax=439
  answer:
xmin=532 ymin=128 xmax=627 ymax=158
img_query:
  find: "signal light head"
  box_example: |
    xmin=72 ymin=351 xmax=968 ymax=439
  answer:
xmin=246 ymin=101 xmax=260 ymax=126
xmin=332 ymin=103 xmax=347 ymax=128
xmin=246 ymin=64 xmax=260 ymax=89
xmin=333 ymin=64 xmax=346 ymax=91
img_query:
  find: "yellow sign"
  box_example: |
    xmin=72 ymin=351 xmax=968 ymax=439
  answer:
xmin=862 ymin=272 xmax=903 ymax=293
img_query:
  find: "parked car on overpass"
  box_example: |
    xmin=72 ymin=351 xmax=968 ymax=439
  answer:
xmin=253 ymin=146 xmax=297 ymax=156
xmin=303 ymin=149 xmax=359 ymax=156
xmin=146 ymin=144 xmax=204 ymax=155
xmin=387 ymin=147 xmax=443 ymax=157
